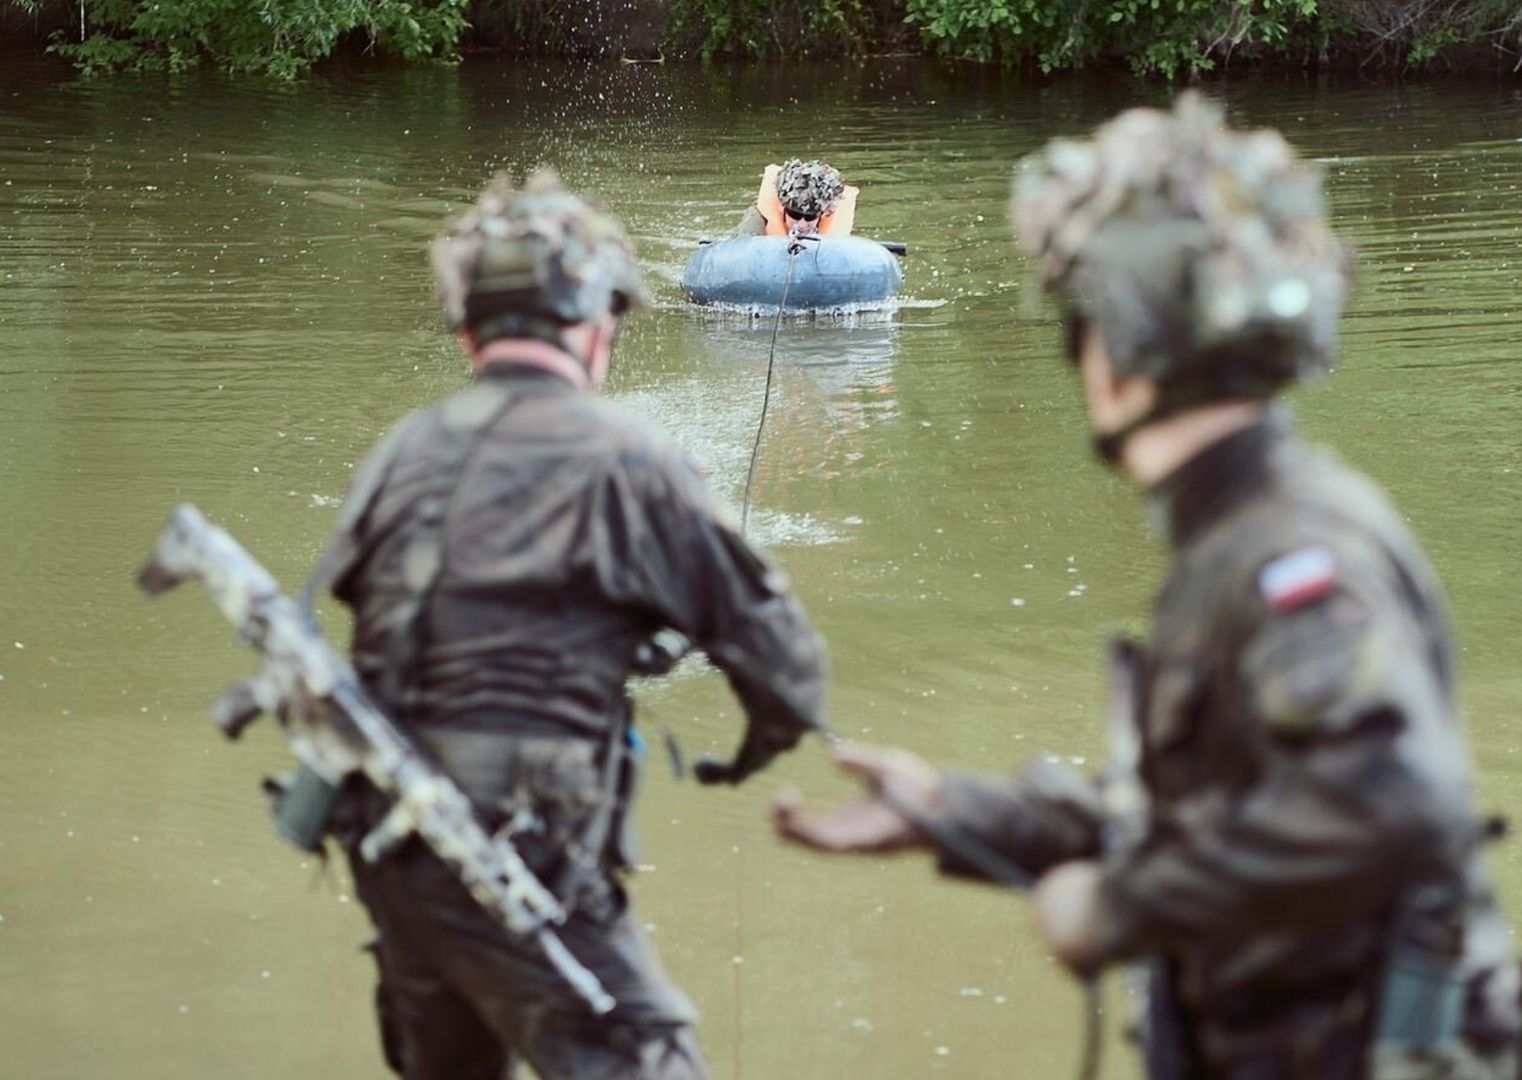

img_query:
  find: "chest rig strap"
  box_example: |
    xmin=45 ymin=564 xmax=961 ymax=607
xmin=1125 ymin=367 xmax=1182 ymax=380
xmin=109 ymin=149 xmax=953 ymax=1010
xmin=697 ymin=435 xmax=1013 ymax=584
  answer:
xmin=377 ymin=379 xmax=523 ymax=719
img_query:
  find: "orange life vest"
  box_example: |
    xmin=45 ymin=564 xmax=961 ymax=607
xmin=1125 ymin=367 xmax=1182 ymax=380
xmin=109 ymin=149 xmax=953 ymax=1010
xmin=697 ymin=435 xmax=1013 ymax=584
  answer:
xmin=756 ymin=163 xmax=858 ymax=238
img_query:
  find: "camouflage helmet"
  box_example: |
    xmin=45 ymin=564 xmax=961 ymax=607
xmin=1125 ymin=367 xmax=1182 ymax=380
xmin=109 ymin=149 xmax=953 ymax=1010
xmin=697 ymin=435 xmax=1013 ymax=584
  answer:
xmin=1011 ymin=93 xmax=1351 ymax=401
xmin=432 ymin=169 xmax=647 ymax=343
xmin=776 ymin=159 xmax=845 ymax=219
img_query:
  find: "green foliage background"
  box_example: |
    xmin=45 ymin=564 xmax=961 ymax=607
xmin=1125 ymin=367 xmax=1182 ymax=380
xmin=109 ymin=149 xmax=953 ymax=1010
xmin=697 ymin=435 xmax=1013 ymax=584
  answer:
xmin=9 ymin=0 xmax=1522 ymax=76
xmin=666 ymin=0 xmax=1522 ymax=74
xmin=902 ymin=0 xmax=1318 ymax=77
xmin=10 ymin=0 xmax=469 ymax=76
xmin=664 ymin=0 xmax=901 ymax=60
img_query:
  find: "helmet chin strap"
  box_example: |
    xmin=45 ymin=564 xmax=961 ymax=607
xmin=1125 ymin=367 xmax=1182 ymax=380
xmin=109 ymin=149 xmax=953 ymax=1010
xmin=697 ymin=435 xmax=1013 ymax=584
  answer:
xmin=1091 ymin=388 xmax=1270 ymax=470
xmin=1092 ymin=421 xmax=1142 ymax=467
xmin=1091 ymin=401 xmax=1173 ymax=468
xmin=466 ymin=309 xmax=619 ymax=391
xmin=474 ymin=338 xmax=594 ymax=390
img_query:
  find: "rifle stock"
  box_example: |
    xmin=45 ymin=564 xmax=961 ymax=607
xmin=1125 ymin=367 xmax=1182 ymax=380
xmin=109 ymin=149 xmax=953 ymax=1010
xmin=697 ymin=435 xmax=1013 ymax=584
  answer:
xmin=139 ymin=504 xmax=616 ymax=1016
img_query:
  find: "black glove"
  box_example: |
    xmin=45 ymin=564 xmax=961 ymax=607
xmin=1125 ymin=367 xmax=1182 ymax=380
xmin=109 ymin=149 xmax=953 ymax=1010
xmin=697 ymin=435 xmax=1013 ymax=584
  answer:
xmin=694 ymin=754 xmax=743 ymax=786
xmin=694 ymin=721 xmax=824 ymax=787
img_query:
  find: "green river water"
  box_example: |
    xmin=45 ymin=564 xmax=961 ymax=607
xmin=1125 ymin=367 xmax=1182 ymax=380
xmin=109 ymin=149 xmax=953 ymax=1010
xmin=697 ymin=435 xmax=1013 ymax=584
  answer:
xmin=2 ymin=52 xmax=1521 ymax=1079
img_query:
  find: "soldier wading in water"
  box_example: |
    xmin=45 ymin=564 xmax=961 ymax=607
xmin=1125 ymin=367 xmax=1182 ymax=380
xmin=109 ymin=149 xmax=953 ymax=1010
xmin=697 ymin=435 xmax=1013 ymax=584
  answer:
xmin=775 ymin=94 xmax=1522 ymax=1078
xmin=317 ymin=171 xmax=829 ymax=1079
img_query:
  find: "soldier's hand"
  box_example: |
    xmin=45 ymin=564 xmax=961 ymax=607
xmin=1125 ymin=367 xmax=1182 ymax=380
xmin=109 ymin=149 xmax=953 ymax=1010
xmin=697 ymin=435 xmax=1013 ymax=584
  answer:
xmin=693 ymin=754 xmax=743 ymax=786
xmin=1032 ymin=860 xmax=1111 ymax=978
xmin=772 ymin=743 xmax=941 ymax=854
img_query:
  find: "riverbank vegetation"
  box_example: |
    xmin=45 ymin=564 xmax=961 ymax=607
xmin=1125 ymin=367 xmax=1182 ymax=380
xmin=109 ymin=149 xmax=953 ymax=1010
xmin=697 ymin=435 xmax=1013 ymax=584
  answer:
xmin=5 ymin=0 xmax=470 ymax=75
xmin=7 ymin=0 xmax=1522 ymax=77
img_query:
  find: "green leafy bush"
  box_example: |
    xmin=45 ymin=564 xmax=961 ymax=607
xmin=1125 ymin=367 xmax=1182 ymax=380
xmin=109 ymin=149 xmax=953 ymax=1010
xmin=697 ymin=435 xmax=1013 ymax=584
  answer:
xmin=11 ymin=0 xmax=1522 ymax=74
xmin=904 ymin=0 xmax=1318 ymax=76
xmin=36 ymin=0 xmax=470 ymax=77
xmin=666 ymin=0 xmax=890 ymax=59
xmin=1320 ymin=0 xmax=1522 ymax=68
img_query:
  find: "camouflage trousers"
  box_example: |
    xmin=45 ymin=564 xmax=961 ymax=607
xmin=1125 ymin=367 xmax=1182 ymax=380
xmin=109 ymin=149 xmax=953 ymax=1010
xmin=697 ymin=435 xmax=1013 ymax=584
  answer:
xmin=1369 ymin=1043 xmax=1519 ymax=1080
xmin=350 ymin=840 xmax=706 ymax=1080
xmin=342 ymin=733 xmax=705 ymax=1080
xmin=1195 ymin=1042 xmax=1517 ymax=1080
xmin=1159 ymin=1009 xmax=1518 ymax=1080
xmin=1140 ymin=963 xmax=1519 ymax=1080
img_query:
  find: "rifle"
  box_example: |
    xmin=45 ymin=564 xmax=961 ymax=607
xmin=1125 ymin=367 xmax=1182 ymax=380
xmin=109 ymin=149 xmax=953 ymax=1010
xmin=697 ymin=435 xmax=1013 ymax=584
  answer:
xmin=137 ymin=504 xmax=616 ymax=1016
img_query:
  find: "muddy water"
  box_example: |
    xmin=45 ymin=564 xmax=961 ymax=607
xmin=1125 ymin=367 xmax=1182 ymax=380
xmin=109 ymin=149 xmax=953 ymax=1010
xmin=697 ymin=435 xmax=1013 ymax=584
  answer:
xmin=2 ymin=52 xmax=1520 ymax=1078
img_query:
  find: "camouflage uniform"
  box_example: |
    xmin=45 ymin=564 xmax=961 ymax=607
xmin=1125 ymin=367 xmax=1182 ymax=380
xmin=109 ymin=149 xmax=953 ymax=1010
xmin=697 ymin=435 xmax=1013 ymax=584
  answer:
xmin=324 ymin=173 xmax=828 ymax=1079
xmin=933 ymin=96 xmax=1520 ymax=1077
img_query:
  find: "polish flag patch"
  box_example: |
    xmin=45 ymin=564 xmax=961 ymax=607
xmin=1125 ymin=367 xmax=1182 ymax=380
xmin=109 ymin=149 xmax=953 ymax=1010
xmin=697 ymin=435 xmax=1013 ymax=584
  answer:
xmin=1258 ymin=546 xmax=1337 ymax=612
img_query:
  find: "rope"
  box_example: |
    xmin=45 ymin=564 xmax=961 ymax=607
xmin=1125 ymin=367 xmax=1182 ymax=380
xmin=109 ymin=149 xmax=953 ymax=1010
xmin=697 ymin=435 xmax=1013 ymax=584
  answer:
xmin=731 ymin=245 xmax=801 ymax=1075
xmin=740 ymin=245 xmax=800 ymax=535
xmin=1077 ymin=979 xmax=1104 ymax=1080
xmin=734 ymin=243 xmax=1107 ymax=1080
xmin=869 ymin=762 xmax=1104 ymax=1080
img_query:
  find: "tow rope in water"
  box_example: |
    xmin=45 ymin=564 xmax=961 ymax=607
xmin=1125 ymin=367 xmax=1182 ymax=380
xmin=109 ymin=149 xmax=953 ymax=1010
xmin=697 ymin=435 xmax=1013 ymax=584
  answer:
xmin=740 ymin=244 xmax=800 ymax=535
xmin=868 ymin=761 xmax=1104 ymax=1080
xmin=733 ymin=248 xmax=1103 ymax=1080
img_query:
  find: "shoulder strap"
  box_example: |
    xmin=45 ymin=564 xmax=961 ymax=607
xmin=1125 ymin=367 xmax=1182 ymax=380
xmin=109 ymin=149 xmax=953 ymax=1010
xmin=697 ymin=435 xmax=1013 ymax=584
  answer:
xmin=378 ymin=379 xmax=523 ymax=719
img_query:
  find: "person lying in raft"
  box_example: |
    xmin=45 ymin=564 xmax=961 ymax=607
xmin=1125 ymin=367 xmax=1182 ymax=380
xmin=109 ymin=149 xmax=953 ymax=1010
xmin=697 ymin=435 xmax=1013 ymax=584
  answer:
xmin=734 ymin=159 xmax=858 ymax=239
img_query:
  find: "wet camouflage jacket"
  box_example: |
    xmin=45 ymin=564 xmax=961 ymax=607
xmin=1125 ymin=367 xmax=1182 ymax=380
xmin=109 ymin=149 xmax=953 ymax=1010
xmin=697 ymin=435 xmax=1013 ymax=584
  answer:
xmin=325 ymin=365 xmax=828 ymax=788
xmin=938 ymin=414 xmax=1518 ymax=1074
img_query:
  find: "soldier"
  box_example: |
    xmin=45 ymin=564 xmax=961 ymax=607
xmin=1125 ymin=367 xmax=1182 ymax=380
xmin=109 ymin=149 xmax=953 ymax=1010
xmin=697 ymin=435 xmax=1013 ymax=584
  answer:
xmin=318 ymin=170 xmax=829 ymax=1079
xmin=734 ymin=158 xmax=859 ymax=239
xmin=773 ymin=95 xmax=1520 ymax=1078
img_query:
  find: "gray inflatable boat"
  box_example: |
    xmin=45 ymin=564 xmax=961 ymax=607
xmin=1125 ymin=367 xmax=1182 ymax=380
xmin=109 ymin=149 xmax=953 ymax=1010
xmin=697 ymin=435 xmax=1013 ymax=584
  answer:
xmin=681 ymin=235 xmax=902 ymax=310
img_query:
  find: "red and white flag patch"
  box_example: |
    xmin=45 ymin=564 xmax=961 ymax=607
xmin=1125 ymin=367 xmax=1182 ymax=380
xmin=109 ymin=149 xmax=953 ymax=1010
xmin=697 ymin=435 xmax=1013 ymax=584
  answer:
xmin=1258 ymin=546 xmax=1336 ymax=612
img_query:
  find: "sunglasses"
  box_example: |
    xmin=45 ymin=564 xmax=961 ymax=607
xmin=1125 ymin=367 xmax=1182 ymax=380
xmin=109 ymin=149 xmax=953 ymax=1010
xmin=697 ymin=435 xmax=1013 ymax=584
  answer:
xmin=783 ymin=208 xmax=820 ymax=222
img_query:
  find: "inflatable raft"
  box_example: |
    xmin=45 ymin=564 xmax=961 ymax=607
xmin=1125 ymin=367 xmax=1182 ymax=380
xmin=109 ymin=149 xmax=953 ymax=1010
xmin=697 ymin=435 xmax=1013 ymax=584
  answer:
xmin=681 ymin=235 xmax=903 ymax=311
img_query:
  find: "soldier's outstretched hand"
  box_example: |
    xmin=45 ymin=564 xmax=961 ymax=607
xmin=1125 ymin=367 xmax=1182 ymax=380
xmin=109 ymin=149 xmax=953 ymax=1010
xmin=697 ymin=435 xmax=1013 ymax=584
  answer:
xmin=772 ymin=744 xmax=941 ymax=854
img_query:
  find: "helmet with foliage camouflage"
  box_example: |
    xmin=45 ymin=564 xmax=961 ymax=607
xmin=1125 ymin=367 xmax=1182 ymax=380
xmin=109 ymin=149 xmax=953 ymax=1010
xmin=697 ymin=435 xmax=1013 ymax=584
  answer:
xmin=776 ymin=159 xmax=846 ymax=219
xmin=1011 ymin=93 xmax=1351 ymax=404
xmin=432 ymin=169 xmax=647 ymax=344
